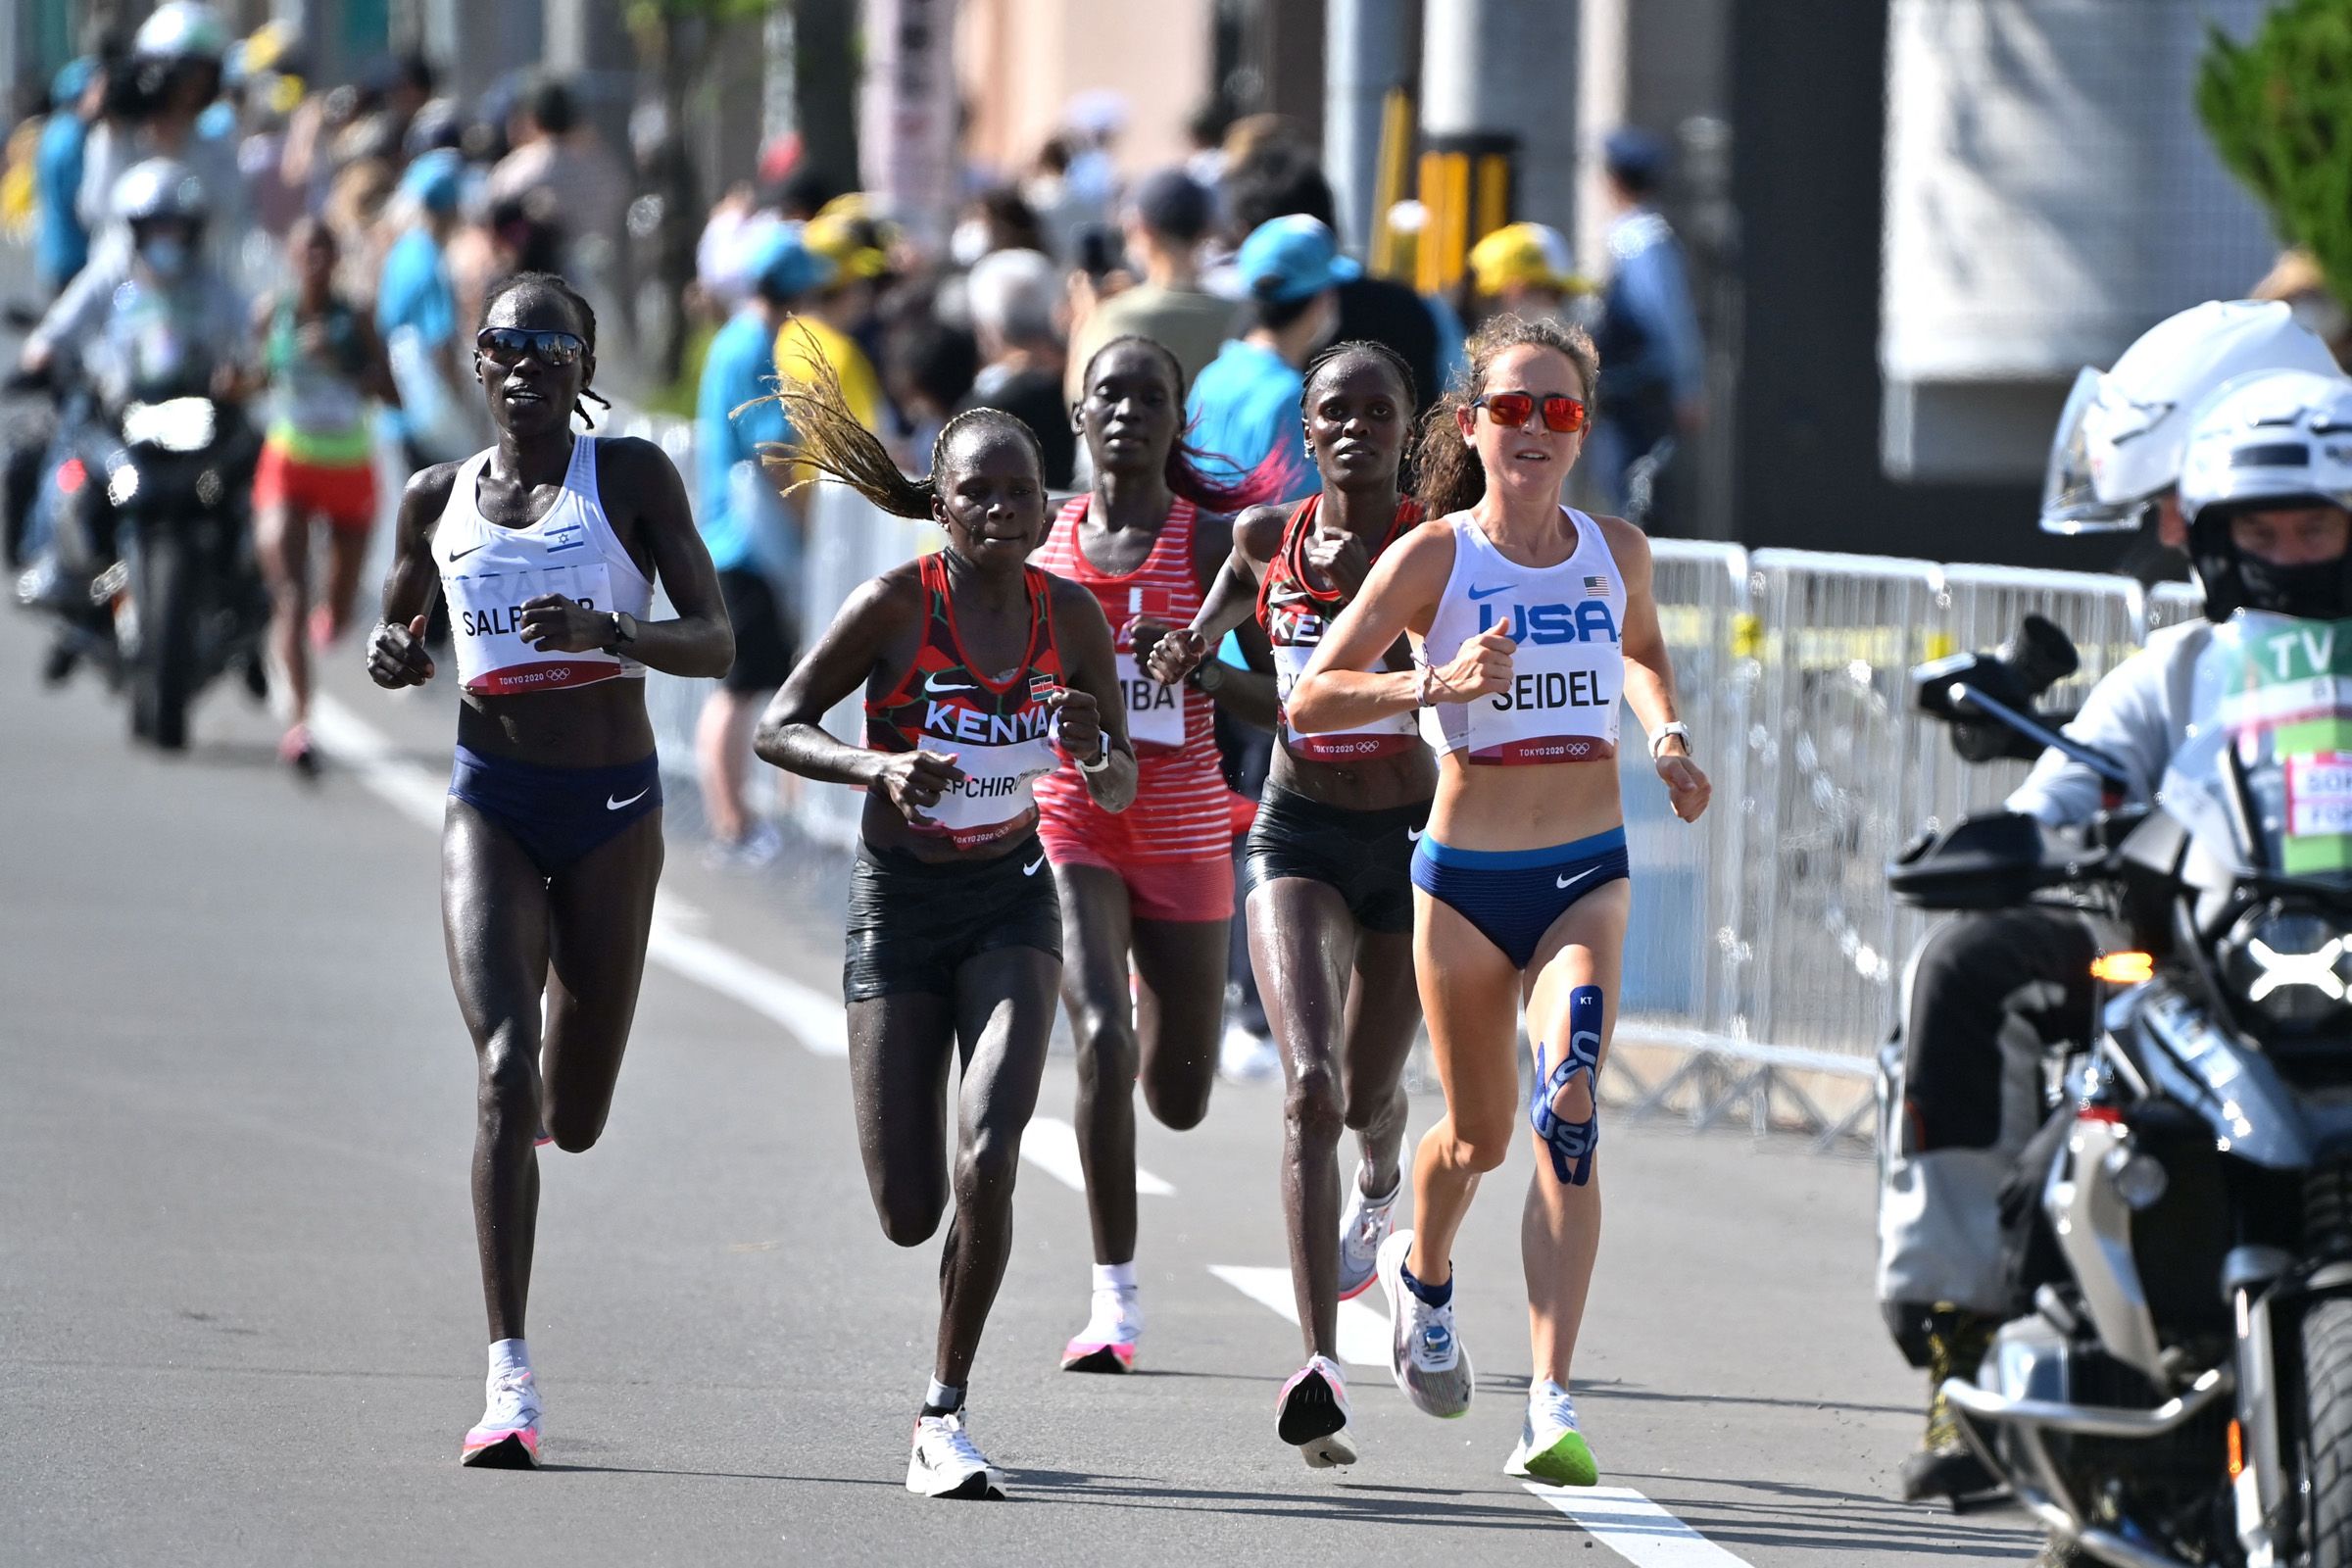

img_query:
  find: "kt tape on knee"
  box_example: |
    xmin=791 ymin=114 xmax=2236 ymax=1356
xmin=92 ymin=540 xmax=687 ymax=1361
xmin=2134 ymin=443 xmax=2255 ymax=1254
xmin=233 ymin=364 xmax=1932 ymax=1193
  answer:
xmin=1530 ymin=984 xmax=1603 ymax=1187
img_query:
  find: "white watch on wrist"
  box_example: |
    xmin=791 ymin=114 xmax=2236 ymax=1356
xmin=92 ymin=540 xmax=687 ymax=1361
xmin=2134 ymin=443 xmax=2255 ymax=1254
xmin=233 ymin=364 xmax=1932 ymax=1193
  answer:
xmin=1648 ymin=721 xmax=1691 ymax=760
xmin=1077 ymin=743 xmax=1112 ymax=775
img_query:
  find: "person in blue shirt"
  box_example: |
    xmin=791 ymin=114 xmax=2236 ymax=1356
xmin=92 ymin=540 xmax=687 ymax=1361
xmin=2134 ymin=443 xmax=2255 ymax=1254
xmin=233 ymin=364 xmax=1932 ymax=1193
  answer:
xmin=1590 ymin=128 xmax=1706 ymax=521
xmin=376 ymin=150 xmax=467 ymax=474
xmin=694 ymin=229 xmax=833 ymax=864
xmin=34 ymin=61 xmax=103 ymax=297
xmin=1186 ymin=215 xmax=1352 ymax=505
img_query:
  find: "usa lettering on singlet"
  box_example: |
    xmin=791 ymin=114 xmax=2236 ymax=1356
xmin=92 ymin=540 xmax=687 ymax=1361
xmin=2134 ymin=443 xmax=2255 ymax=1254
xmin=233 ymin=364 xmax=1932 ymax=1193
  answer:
xmin=1036 ymin=496 xmax=1203 ymax=755
xmin=1258 ymin=493 xmax=1423 ymax=762
xmin=865 ymin=555 xmax=1066 ymax=850
xmin=1419 ymin=508 xmax=1625 ymax=765
xmin=433 ymin=438 xmax=654 ymax=696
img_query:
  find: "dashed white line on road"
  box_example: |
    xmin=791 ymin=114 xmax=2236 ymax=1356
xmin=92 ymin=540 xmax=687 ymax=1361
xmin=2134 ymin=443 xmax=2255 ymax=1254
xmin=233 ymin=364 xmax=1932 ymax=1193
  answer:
xmin=1522 ymin=1484 xmax=1757 ymax=1567
xmin=311 ymin=694 xmax=1172 ymax=1194
xmin=1206 ymin=1264 xmax=1392 ymax=1368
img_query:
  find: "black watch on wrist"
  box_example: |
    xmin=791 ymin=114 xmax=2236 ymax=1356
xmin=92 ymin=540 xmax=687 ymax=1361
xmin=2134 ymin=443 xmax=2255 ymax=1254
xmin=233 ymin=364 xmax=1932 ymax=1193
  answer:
xmin=606 ymin=611 xmax=638 ymax=651
xmin=1189 ymin=659 xmax=1226 ymax=694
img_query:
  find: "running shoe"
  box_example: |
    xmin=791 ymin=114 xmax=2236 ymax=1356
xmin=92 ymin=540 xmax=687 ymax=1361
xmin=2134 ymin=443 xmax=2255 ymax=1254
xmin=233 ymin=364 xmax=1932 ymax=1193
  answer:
xmin=1218 ymin=1022 xmax=1280 ymax=1083
xmin=906 ymin=1409 xmax=1006 ymax=1499
xmin=1375 ymin=1230 xmax=1473 ymax=1418
xmin=460 ymin=1365 xmax=542 ymax=1469
xmin=1337 ymin=1165 xmax=1400 ymax=1301
xmin=1060 ymin=1285 xmax=1140 ymax=1373
xmin=1505 ymin=1379 xmax=1597 ymax=1486
xmin=278 ymin=723 xmax=320 ymax=779
xmin=1277 ymin=1354 xmax=1357 ymax=1468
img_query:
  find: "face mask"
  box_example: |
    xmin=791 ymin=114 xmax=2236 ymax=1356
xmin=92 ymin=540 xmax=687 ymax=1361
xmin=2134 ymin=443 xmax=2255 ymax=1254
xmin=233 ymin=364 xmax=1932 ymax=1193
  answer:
xmin=140 ymin=236 xmax=189 ymax=278
xmin=950 ymin=220 xmax=991 ymax=270
xmin=2237 ymin=550 xmax=2350 ymax=620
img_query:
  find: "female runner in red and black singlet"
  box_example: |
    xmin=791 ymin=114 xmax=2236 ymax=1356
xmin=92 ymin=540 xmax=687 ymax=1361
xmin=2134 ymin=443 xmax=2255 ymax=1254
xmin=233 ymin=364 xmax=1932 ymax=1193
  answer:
xmin=1149 ymin=341 xmax=1432 ymax=1466
xmin=754 ymin=366 xmax=1134 ymax=1501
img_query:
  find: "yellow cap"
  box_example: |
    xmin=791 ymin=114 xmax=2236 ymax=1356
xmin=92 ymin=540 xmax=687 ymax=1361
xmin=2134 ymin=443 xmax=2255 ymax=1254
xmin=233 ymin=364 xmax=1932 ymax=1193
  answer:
xmin=1469 ymin=222 xmax=1587 ymax=297
xmin=803 ymin=209 xmax=889 ymax=280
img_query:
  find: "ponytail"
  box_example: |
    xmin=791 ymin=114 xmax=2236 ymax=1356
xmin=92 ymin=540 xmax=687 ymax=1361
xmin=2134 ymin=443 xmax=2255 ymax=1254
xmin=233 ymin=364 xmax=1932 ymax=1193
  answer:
xmin=758 ymin=326 xmax=1043 ymax=519
xmin=1412 ymin=314 xmax=1600 ymax=518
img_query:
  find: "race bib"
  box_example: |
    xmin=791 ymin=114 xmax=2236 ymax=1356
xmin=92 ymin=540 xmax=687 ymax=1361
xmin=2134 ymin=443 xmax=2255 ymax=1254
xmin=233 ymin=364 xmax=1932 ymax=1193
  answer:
xmin=1117 ymin=650 xmax=1185 ymax=751
xmin=1273 ymin=642 xmax=1418 ymax=760
xmin=443 ymin=559 xmax=627 ymax=696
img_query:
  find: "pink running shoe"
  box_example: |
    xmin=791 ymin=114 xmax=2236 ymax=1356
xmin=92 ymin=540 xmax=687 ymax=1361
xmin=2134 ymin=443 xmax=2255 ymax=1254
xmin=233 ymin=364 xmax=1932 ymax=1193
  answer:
xmin=461 ymin=1366 xmax=542 ymax=1469
xmin=1059 ymin=1286 xmax=1140 ymax=1373
xmin=1277 ymin=1354 xmax=1356 ymax=1468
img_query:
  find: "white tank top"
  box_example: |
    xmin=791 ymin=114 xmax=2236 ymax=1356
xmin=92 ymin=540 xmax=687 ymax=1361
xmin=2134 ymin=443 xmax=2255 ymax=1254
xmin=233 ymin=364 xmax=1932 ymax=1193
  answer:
xmin=432 ymin=438 xmax=654 ymax=697
xmin=1419 ymin=509 xmax=1626 ymax=764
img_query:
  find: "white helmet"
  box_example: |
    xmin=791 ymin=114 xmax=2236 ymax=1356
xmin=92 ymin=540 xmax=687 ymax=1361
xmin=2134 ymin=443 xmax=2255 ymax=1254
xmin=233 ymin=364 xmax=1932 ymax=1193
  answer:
xmin=112 ymin=159 xmax=210 ymax=225
xmin=2040 ymin=300 xmax=2340 ymax=533
xmin=134 ymin=2 xmax=230 ymax=63
xmin=2180 ymin=368 xmax=2352 ymax=621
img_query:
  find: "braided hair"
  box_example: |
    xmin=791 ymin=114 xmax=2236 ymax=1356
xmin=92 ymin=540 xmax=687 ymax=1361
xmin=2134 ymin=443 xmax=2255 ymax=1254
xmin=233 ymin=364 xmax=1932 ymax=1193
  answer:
xmin=760 ymin=329 xmax=1043 ymax=520
xmin=479 ymin=270 xmax=613 ymax=429
xmin=1298 ymin=338 xmax=1417 ymax=417
xmin=1413 ymin=314 xmax=1598 ymax=518
xmin=1076 ymin=334 xmax=1285 ymax=513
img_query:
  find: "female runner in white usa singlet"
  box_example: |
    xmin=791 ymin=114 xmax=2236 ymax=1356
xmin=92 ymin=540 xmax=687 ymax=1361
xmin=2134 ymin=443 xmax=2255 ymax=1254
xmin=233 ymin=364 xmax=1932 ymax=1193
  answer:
xmin=365 ymin=273 xmax=733 ymax=1470
xmin=1288 ymin=315 xmax=1710 ymax=1489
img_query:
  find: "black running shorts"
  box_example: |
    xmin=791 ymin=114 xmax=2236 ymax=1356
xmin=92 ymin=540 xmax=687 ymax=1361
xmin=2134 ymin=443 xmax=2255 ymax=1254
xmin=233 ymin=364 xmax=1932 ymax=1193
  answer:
xmin=844 ymin=836 xmax=1064 ymax=1002
xmin=1239 ymin=784 xmax=1428 ymax=936
xmin=717 ymin=567 xmax=797 ymax=694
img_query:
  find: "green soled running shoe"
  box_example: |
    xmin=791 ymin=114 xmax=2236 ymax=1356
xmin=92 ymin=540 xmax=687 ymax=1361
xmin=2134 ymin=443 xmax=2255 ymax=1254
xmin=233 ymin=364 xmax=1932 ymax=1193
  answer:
xmin=1505 ymin=1380 xmax=1598 ymax=1487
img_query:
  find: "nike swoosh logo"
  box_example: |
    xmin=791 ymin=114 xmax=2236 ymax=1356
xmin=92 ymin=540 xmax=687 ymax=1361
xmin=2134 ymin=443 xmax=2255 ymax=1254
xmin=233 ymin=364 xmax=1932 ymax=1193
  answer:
xmin=447 ymin=541 xmax=488 ymax=562
xmin=607 ymin=788 xmax=651 ymax=811
xmin=1023 ymin=856 xmax=1046 ymax=876
xmin=1267 ymin=588 xmax=1314 ymax=606
xmin=1555 ymin=867 xmax=1597 ymax=891
xmin=927 ymin=673 xmax=977 ymax=695
xmin=1406 ymin=826 xmax=1426 ymax=842
xmin=1467 ymin=584 xmax=1511 ymax=601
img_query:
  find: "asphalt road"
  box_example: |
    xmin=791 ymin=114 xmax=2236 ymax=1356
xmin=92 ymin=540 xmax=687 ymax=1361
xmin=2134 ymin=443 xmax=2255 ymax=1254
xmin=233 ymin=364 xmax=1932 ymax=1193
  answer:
xmin=0 ymin=599 xmax=2040 ymax=1566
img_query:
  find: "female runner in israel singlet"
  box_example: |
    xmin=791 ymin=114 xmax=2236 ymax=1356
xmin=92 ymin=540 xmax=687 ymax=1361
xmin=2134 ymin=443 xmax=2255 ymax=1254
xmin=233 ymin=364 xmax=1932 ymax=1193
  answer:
xmin=753 ymin=371 xmax=1133 ymax=1500
xmin=1031 ymin=334 xmax=1281 ymax=1375
xmin=1148 ymin=341 xmax=1431 ymax=1467
xmin=365 ymin=272 xmax=733 ymax=1470
xmin=1288 ymin=315 xmax=1710 ymax=1489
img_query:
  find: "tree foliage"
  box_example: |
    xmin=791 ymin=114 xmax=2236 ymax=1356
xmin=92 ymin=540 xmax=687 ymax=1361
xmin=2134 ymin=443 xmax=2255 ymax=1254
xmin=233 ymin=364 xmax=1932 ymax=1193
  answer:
xmin=2198 ymin=0 xmax=2352 ymax=303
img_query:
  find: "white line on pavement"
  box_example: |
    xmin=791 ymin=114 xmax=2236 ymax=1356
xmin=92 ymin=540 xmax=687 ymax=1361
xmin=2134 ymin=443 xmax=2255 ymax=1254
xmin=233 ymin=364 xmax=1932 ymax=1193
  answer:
xmin=310 ymin=695 xmax=1171 ymax=1192
xmin=1522 ymin=1484 xmax=1757 ymax=1568
xmin=1205 ymin=1264 xmax=1390 ymax=1368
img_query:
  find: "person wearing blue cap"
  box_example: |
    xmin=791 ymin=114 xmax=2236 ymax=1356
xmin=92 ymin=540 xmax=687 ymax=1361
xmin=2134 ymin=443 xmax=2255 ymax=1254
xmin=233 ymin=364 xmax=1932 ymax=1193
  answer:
xmin=692 ymin=230 xmax=834 ymax=864
xmin=1590 ymin=127 xmax=1705 ymax=522
xmin=34 ymin=60 xmax=105 ymax=296
xmin=1185 ymin=214 xmax=1355 ymax=506
xmin=377 ymin=149 xmax=469 ymax=473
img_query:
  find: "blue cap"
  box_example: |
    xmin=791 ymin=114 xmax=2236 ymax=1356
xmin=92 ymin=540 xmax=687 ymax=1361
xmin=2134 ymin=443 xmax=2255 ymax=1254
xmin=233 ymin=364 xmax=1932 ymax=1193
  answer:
xmin=398 ymin=148 xmax=464 ymax=214
xmin=750 ymin=228 xmax=835 ymax=303
xmin=52 ymin=58 xmax=95 ymax=106
xmin=1602 ymin=126 xmax=1669 ymax=187
xmin=1236 ymin=215 xmax=1359 ymax=305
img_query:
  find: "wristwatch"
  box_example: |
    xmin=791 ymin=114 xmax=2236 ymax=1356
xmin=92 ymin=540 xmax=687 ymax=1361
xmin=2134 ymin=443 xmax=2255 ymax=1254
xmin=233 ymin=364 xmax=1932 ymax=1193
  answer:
xmin=1077 ymin=741 xmax=1113 ymax=774
xmin=1649 ymin=721 xmax=1691 ymax=760
xmin=605 ymin=611 xmax=638 ymax=651
xmin=1189 ymin=659 xmax=1228 ymax=695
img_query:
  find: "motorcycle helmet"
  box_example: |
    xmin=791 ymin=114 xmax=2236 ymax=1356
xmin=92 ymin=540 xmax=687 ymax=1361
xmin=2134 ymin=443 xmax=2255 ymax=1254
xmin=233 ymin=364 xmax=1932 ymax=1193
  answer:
xmin=112 ymin=159 xmax=211 ymax=226
xmin=2180 ymin=368 xmax=2352 ymax=621
xmin=2041 ymin=300 xmax=2340 ymax=533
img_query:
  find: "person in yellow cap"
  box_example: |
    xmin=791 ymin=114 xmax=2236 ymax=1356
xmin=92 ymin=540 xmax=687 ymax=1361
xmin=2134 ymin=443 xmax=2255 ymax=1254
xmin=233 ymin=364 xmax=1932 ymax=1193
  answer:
xmin=775 ymin=207 xmax=889 ymax=435
xmin=1467 ymin=222 xmax=1589 ymax=331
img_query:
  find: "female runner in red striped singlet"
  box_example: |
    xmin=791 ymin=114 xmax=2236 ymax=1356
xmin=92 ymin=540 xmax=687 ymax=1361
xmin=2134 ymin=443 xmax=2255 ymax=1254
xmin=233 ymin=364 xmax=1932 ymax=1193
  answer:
xmin=753 ymin=365 xmax=1135 ymax=1500
xmin=1148 ymin=342 xmax=1431 ymax=1466
xmin=1036 ymin=334 xmax=1281 ymax=1374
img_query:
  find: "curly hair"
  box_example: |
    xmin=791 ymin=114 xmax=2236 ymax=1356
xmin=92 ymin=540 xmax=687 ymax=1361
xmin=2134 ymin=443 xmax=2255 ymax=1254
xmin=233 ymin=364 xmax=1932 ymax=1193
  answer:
xmin=1412 ymin=314 xmax=1599 ymax=518
xmin=1076 ymin=333 xmax=1283 ymax=513
xmin=758 ymin=327 xmax=1042 ymax=520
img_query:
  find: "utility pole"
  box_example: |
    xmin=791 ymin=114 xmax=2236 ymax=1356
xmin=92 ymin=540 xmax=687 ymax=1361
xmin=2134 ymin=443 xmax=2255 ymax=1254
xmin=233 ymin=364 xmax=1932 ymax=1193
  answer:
xmin=1416 ymin=0 xmax=1579 ymax=291
xmin=1325 ymin=0 xmax=1409 ymax=254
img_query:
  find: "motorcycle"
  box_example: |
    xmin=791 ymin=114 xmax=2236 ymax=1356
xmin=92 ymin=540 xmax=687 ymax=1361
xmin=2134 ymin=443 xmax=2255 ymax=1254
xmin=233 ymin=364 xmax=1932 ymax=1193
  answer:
xmin=10 ymin=364 xmax=266 ymax=750
xmin=1892 ymin=611 xmax=2352 ymax=1567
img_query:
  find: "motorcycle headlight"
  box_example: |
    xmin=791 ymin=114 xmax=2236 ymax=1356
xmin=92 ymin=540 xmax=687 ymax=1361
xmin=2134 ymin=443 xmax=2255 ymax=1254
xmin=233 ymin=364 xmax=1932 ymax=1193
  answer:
xmin=121 ymin=397 xmax=217 ymax=455
xmin=2222 ymin=904 xmax=2352 ymax=1030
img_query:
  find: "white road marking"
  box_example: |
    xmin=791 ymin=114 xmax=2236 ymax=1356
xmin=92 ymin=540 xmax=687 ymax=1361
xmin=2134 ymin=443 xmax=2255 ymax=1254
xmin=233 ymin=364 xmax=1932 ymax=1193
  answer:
xmin=1522 ymin=1484 xmax=1758 ymax=1567
xmin=1206 ymin=1264 xmax=1391 ymax=1369
xmin=310 ymin=695 xmax=1172 ymax=1191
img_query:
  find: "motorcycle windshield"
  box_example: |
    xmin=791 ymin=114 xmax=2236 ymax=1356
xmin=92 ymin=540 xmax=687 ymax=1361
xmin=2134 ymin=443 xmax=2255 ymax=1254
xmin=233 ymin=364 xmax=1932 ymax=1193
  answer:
xmin=2162 ymin=611 xmax=2352 ymax=885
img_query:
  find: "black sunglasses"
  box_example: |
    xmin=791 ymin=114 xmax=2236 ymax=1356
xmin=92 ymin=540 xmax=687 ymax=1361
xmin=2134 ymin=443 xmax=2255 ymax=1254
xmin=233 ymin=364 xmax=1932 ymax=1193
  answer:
xmin=475 ymin=326 xmax=587 ymax=368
